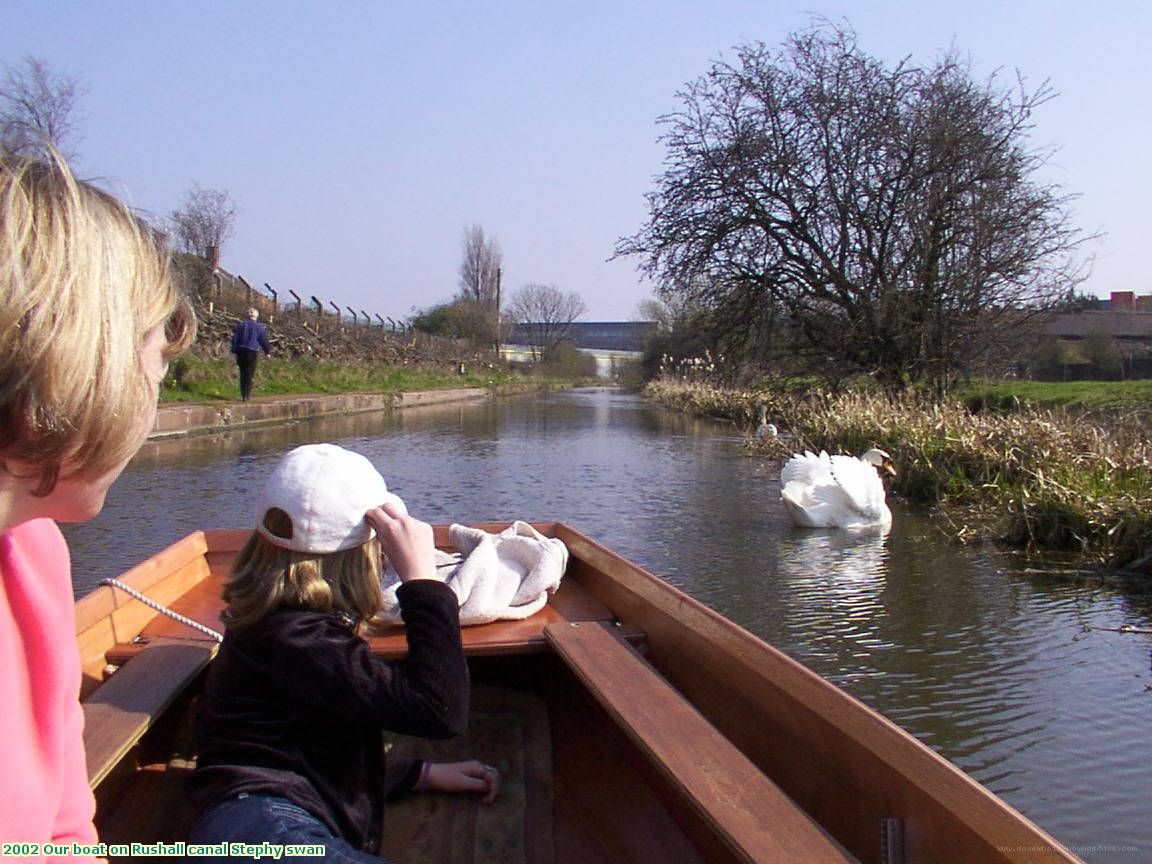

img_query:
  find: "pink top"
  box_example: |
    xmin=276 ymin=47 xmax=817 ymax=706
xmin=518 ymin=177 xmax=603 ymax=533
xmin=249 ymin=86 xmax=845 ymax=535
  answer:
xmin=0 ymin=519 xmax=98 ymax=862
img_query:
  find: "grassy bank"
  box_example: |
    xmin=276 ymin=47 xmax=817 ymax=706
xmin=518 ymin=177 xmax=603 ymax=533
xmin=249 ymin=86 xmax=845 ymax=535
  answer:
xmin=957 ymin=379 xmax=1152 ymax=414
xmin=646 ymin=378 xmax=1152 ymax=575
xmin=161 ymin=355 xmax=561 ymax=402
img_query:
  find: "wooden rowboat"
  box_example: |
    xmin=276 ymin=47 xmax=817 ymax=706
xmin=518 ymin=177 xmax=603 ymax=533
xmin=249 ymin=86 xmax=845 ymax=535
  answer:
xmin=77 ymin=525 xmax=1083 ymax=864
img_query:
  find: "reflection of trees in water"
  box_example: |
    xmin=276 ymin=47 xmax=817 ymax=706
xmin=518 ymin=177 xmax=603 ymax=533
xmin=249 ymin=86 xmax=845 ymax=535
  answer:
xmin=649 ymin=405 xmax=738 ymax=440
xmin=1109 ymin=575 xmax=1152 ymax=629
xmin=133 ymin=398 xmax=509 ymax=471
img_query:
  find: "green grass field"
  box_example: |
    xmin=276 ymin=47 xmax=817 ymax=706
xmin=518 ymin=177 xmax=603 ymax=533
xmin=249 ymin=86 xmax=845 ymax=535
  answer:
xmin=160 ymin=356 xmax=528 ymax=403
xmin=957 ymin=379 xmax=1152 ymax=413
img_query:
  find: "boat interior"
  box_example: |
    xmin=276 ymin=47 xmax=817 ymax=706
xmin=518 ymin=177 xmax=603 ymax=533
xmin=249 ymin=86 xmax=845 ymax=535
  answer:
xmin=77 ymin=525 xmax=1080 ymax=864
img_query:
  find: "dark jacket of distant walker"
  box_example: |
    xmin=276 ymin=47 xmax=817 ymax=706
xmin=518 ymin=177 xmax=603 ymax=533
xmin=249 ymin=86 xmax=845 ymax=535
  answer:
xmin=188 ymin=580 xmax=469 ymax=855
xmin=231 ymin=318 xmax=270 ymax=355
xmin=230 ymin=318 xmax=271 ymax=400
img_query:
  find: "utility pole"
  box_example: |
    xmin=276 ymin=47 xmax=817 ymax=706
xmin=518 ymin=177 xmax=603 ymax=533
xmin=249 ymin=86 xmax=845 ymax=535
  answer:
xmin=494 ymin=266 xmax=502 ymax=354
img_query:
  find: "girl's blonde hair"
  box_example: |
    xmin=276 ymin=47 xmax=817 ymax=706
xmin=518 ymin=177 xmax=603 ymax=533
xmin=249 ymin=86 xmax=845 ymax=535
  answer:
xmin=0 ymin=152 xmax=196 ymax=494
xmin=222 ymin=508 xmax=385 ymax=629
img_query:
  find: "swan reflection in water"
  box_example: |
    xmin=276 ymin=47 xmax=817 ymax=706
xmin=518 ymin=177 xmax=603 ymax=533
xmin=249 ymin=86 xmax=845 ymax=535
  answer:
xmin=777 ymin=524 xmax=894 ymax=674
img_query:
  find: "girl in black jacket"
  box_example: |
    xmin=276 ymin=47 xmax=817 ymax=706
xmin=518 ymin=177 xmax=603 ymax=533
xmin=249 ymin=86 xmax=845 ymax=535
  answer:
xmin=186 ymin=444 xmax=498 ymax=862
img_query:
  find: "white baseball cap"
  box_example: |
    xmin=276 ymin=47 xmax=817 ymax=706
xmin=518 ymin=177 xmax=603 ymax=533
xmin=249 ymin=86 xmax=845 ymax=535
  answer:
xmin=254 ymin=444 xmax=408 ymax=553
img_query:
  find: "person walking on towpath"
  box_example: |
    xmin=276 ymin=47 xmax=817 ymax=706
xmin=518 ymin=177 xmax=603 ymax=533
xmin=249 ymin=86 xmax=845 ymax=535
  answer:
xmin=231 ymin=307 xmax=270 ymax=401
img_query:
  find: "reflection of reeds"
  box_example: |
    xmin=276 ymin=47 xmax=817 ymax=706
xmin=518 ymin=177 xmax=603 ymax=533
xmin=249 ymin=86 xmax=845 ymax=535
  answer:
xmin=646 ymin=378 xmax=1152 ymax=574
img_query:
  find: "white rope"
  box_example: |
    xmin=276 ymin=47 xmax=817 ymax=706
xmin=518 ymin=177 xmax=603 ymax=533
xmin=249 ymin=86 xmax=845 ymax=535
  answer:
xmin=100 ymin=578 xmax=224 ymax=643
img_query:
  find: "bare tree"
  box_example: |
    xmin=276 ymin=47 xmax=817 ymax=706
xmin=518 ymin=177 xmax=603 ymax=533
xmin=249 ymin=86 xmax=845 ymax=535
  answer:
xmin=458 ymin=224 xmax=502 ymax=306
xmin=170 ymin=184 xmax=238 ymax=263
xmin=1 ymin=57 xmax=84 ymax=159
xmin=636 ymin=296 xmax=695 ymax=333
xmin=508 ymin=283 xmax=587 ymax=360
xmin=616 ymin=21 xmax=1089 ymax=393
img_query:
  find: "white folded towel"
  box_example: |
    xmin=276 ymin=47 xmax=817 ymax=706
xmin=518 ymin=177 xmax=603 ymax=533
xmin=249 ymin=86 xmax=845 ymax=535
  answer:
xmin=377 ymin=521 xmax=568 ymax=626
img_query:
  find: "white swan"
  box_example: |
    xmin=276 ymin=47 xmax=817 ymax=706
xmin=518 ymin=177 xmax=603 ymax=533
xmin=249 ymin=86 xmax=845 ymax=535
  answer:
xmin=754 ymin=404 xmax=778 ymax=439
xmin=780 ymin=448 xmax=896 ymax=529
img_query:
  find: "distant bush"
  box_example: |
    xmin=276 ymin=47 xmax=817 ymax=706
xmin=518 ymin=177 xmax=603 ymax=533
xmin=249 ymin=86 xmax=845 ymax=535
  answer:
xmin=539 ymin=341 xmax=598 ymax=379
xmin=613 ymin=357 xmax=646 ymax=389
xmin=411 ymin=299 xmax=498 ymax=347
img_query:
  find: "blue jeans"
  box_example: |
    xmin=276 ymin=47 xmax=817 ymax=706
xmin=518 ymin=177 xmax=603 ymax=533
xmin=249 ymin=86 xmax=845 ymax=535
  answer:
xmin=186 ymin=794 xmax=388 ymax=863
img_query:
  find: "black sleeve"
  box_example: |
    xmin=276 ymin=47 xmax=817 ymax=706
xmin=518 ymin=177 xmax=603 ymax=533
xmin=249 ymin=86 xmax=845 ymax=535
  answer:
xmin=384 ymin=755 xmax=424 ymax=801
xmin=271 ymin=581 xmax=469 ymax=738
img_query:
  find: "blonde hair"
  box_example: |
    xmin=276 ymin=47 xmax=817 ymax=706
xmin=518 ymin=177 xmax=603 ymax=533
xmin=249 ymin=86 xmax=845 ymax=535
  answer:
xmin=222 ymin=508 xmax=384 ymax=629
xmin=0 ymin=152 xmax=196 ymax=494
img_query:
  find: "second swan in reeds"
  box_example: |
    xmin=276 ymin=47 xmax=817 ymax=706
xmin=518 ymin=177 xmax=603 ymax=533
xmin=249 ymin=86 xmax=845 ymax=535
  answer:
xmin=780 ymin=449 xmax=897 ymax=529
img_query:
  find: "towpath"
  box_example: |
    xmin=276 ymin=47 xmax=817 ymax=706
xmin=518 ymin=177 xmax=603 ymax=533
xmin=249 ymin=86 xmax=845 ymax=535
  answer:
xmin=151 ymin=388 xmax=488 ymax=439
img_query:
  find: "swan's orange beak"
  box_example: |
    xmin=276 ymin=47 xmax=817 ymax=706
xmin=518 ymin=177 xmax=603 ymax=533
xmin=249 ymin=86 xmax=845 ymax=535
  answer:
xmin=882 ymin=459 xmax=897 ymax=477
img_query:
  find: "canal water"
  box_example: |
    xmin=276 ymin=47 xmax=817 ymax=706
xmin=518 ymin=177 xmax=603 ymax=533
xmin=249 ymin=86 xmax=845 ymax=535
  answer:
xmin=65 ymin=388 xmax=1150 ymax=862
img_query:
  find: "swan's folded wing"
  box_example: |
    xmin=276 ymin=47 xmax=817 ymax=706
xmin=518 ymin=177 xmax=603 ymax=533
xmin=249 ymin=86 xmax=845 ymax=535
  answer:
xmin=805 ymin=480 xmax=863 ymax=525
xmin=781 ymin=450 xmax=833 ymax=488
xmin=828 ymin=455 xmax=887 ymax=520
xmin=782 ymin=481 xmax=824 ymax=526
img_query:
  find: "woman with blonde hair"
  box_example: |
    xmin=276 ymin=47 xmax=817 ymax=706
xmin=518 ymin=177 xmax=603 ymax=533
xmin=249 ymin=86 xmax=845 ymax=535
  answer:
xmin=0 ymin=152 xmax=195 ymax=856
xmin=187 ymin=444 xmax=498 ymax=863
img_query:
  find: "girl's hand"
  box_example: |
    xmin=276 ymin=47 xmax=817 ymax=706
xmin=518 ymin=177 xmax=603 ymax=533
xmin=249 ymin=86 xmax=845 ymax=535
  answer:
xmin=423 ymin=760 xmax=501 ymax=805
xmin=364 ymin=502 xmax=438 ymax=583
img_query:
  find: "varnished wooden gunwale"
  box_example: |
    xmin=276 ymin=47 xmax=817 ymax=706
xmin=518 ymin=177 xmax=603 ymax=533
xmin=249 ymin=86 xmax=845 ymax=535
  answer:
xmin=75 ymin=531 xmax=214 ymax=695
xmin=76 ymin=523 xmax=1083 ymax=864
xmin=552 ymin=525 xmax=1083 ymax=864
xmin=547 ymin=621 xmax=859 ymax=864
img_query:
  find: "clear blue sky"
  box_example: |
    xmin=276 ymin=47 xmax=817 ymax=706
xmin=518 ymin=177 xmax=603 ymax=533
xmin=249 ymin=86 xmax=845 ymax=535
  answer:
xmin=4 ymin=1 xmax=1148 ymax=320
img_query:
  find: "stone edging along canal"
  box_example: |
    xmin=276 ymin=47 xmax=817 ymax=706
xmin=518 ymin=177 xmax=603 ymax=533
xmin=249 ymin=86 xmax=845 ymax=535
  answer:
xmin=150 ymin=388 xmax=488 ymax=440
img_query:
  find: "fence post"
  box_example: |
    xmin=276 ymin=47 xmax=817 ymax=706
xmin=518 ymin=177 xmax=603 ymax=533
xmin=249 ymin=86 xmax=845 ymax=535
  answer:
xmin=264 ymin=283 xmax=278 ymax=313
xmin=238 ymin=275 xmax=254 ymax=309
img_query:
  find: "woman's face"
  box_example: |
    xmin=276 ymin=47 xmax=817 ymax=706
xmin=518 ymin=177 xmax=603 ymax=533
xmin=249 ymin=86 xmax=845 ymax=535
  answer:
xmin=43 ymin=324 xmax=169 ymax=523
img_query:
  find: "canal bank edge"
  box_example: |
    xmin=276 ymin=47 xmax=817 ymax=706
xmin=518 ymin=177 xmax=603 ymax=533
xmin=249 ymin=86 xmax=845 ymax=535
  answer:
xmin=150 ymin=388 xmax=488 ymax=439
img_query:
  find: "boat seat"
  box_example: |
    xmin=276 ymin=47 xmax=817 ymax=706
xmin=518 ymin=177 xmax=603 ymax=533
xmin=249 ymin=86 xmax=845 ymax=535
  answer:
xmin=82 ymin=642 xmax=217 ymax=788
xmin=106 ymin=574 xmax=643 ymax=665
xmin=367 ymin=577 xmax=644 ymax=658
xmin=544 ymin=622 xmax=860 ymax=864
